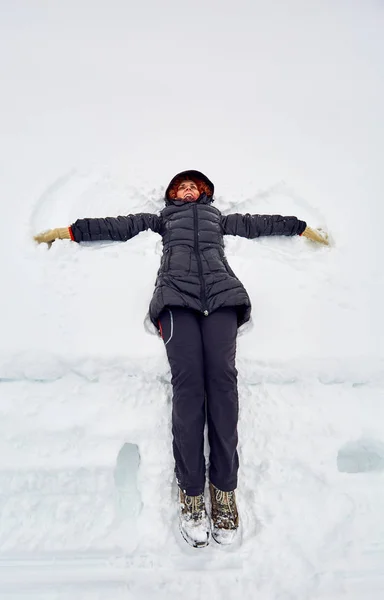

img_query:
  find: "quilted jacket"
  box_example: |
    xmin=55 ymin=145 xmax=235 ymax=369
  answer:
xmin=70 ymin=170 xmax=307 ymax=327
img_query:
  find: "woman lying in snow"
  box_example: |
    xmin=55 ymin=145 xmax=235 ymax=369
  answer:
xmin=34 ymin=169 xmax=328 ymax=549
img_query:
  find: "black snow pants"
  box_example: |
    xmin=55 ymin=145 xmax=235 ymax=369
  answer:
xmin=158 ymin=306 xmax=239 ymax=496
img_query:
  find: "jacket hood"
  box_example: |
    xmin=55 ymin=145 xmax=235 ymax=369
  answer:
xmin=165 ymin=170 xmax=215 ymax=205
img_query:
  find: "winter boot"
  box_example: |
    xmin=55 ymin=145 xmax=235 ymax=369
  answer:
xmin=209 ymin=483 xmax=239 ymax=545
xmin=178 ymin=488 xmax=210 ymax=548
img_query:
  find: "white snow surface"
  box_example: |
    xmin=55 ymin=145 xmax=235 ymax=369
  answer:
xmin=1 ymin=1 xmax=384 ymax=598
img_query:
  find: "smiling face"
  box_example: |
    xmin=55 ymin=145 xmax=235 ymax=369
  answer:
xmin=176 ymin=179 xmax=200 ymax=202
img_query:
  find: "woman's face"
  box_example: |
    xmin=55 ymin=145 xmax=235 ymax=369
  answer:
xmin=176 ymin=180 xmax=200 ymax=202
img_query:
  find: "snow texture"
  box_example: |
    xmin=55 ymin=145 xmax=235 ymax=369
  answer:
xmin=1 ymin=1 xmax=384 ymax=598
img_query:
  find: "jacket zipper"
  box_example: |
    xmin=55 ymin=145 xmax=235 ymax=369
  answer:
xmin=193 ymin=204 xmax=209 ymax=316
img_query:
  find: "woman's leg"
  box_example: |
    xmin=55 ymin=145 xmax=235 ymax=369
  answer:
xmin=158 ymin=307 xmax=206 ymax=496
xmin=201 ymin=308 xmax=239 ymax=491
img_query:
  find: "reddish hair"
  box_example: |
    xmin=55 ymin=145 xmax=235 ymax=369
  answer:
xmin=167 ymin=175 xmax=212 ymax=200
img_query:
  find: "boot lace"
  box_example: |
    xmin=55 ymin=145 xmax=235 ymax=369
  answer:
xmin=212 ymin=488 xmax=238 ymax=529
xmin=182 ymin=493 xmax=206 ymax=522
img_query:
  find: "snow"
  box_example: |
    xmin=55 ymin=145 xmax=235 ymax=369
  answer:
xmin=1 ymin=0 xmax=384 ymax=598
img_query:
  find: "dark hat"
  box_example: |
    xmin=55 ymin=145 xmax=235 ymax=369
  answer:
xmin=165 ymin=170 xmax=214 ymax=201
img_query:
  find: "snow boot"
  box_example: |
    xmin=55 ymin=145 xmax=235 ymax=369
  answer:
xmin=178 ymin=488 xmax=210 ymax=548
xmin=209 ymin=483 xmax=239 ymax=545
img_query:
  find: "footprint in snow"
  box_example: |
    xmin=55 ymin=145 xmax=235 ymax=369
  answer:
xmin=337 ymin=438 xmax=384 ymax=473
xmin=114 ymin=442 xmax=142 ymax=518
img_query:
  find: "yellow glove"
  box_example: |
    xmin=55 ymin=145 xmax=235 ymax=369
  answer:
xmin=302 ymin=226 xmax=329 ymax=246
xmin=34 ymin=227 xmax=72 ymax=245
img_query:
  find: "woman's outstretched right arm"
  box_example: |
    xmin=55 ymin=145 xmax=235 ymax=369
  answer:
xmin=34 ymin=213 xmax=162 ymax=244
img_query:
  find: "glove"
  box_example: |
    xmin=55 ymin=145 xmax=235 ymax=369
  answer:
xmin=34 ymin=227 xmax=71 ymax=244
xmin=302 ymin=226 xmax=329 ymax=246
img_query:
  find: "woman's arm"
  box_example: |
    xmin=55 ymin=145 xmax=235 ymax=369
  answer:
xmin=221 ymin=213 xmax=307 ymax=238
xmin=34 ymin=213 xmax=162 ymax=244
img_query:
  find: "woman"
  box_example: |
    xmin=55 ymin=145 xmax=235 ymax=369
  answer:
xmin=34 ymin=169 xmax=328 ymax=548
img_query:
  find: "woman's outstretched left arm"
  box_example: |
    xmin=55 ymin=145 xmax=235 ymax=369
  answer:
xmin=221 ymin=213 xmax=328 ymax=245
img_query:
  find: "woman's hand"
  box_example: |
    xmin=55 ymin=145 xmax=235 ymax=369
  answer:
xmin=34 ymin=227 xmax=71 ymax=244
xmin=302 ymin=226 xmax=329 ymax=246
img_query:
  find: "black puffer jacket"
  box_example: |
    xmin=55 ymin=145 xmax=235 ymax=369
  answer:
xmin=70 ymin=170 xmax=307 ymax=327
